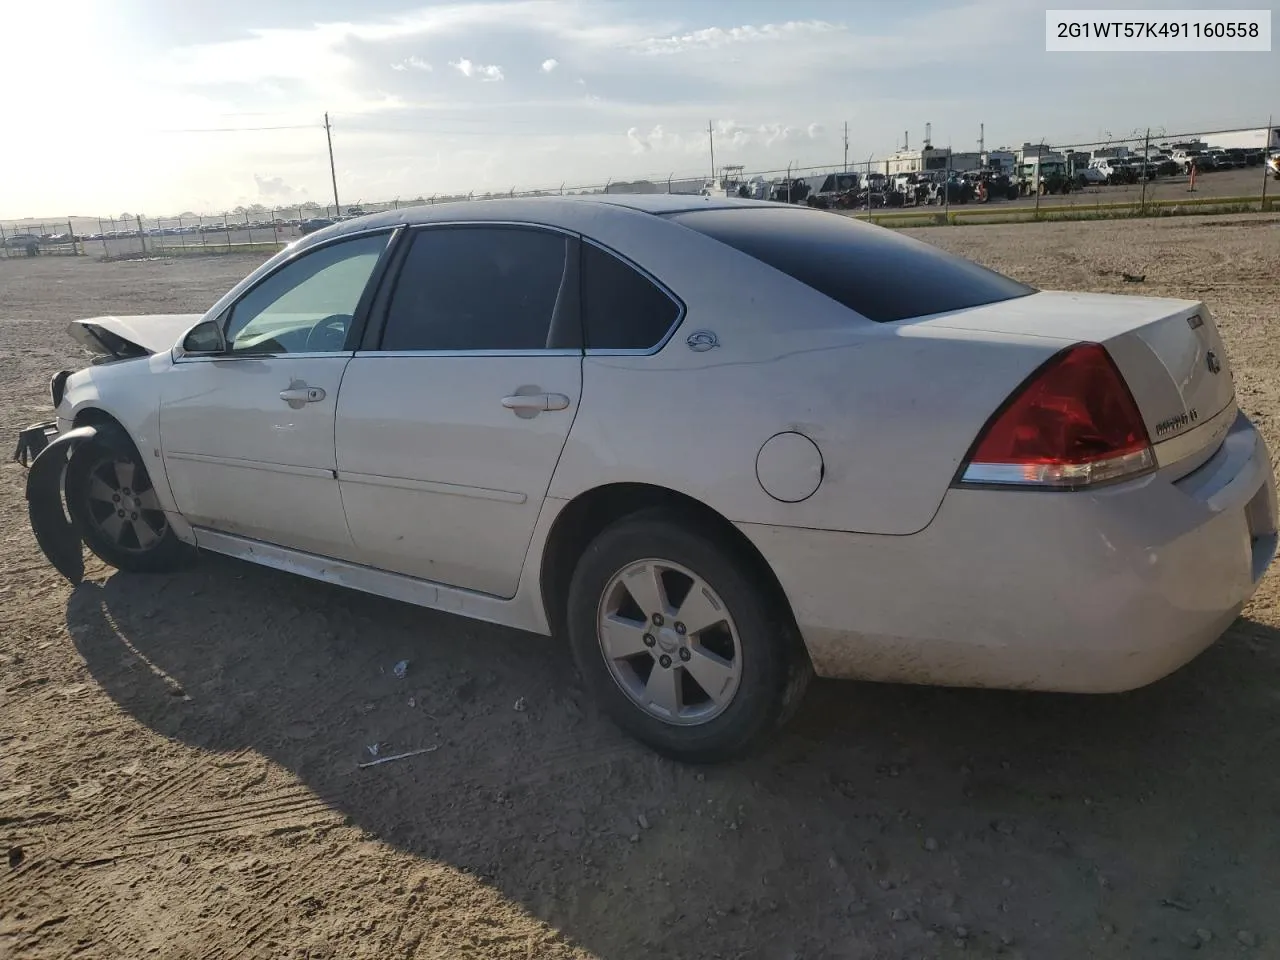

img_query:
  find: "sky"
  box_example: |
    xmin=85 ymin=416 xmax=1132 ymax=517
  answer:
xmin=2 ymin=0 xmax=1276 ymax=218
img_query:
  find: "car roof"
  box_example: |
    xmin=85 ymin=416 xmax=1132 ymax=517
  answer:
xmin=297 ymin=193 xmax=765 ymax=249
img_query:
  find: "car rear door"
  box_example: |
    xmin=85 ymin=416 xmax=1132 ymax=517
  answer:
xmin=334 ymin=224 xmax=583 ymax=599
xmin=159 ymin=230 xmax=394 ymax=559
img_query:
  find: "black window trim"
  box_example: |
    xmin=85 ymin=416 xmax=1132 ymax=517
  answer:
xmin=359 ymin=220 xmax=584 ymax=358
xmin=179 ymin=225 xmax=403 ymax=364
xmin=579 ymin=236 xmax=687 ymax=357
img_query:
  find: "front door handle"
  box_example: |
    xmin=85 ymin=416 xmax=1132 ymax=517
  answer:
xmin=280 ymin=385 xmax=325 ymax=404
xmin=501 ymin=392 xmax=571 ymax=416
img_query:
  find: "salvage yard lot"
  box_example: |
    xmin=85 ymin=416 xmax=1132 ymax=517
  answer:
xmin=1 ymin=214 xmax=1278 ymax=960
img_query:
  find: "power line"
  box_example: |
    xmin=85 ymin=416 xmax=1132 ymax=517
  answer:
xmin=150 ymin=124 xmax=318 ymax=134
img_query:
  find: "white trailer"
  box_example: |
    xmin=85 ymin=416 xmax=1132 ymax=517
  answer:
xmin=1199 ymin=127 xmax=1280 ymax=151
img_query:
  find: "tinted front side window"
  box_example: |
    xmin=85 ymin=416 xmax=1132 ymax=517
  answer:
xmin=381 ymin=227 xmax=574 ymax=351
xmin=581 ymin=243 xmax=681 ymax=350
xmin=667 ymin=207 xmax=1033 ymax=323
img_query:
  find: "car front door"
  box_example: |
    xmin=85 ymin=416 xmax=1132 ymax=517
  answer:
xmin=160 ymin=230 xmax=394 ymax=558
xmin=334 ymin=224 xmax=583 ymax=598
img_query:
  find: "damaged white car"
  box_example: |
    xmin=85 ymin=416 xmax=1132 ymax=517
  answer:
xmin=16 ymin=196 xmax=1278 ymax=761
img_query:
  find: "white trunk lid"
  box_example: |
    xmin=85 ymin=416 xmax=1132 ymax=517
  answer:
xmin=916 ymin=290 xmax=1236 ymax=455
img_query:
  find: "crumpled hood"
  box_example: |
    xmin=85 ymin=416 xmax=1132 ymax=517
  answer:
xmin=68 ymin=314 xmax=204 ymax=358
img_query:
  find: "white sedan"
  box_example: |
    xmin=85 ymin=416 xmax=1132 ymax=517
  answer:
xmin=17 ymin=195 xmax=1278 ymax=762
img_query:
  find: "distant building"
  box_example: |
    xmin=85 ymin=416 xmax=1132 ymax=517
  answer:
xmin=883 ymin=145 xmax=952 ymax=176
xmin=947 ymin=151 xmax=982 ymax=172
xmin=980 ymin=150 xmax=1017 ymax=173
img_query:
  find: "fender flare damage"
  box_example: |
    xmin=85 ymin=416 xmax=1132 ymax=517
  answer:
xmin=24 ymin=423 xmax=131 ymax=584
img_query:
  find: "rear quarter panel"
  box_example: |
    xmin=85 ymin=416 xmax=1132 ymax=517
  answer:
xmin=548 ymin=213 xmax=1066 ymax=535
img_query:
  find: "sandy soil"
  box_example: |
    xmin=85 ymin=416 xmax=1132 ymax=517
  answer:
xmin=1 ymin=215 xmax=1278 ymax=960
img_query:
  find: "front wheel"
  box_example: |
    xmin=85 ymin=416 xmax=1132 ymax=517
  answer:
xmin=566 ymin=511 xmax=811 ymax=763
xmin=65 ymin=436 xmax=192 ymax=573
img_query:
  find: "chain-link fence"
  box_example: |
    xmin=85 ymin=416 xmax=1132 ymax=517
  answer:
xmin=4 ymin=123 xmax=1276 ymax=260
xmin=0 ymin=220 xmax=82 ymax=259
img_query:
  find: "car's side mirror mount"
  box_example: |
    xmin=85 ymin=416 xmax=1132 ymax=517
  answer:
xmin=179 ymin=320 xmax=227 ymax=357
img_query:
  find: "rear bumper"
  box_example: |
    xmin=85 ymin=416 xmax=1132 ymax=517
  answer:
xmin=742 ymin=411 xmax=1277 ymax=693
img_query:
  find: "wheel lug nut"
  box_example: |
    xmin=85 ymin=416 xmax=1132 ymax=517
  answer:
xmin=674 ymin=622 xmax=686 ymax=635
xmin=116 ymin=510 xmax=125 ymax=517
xmin=131 ymin=512 xmax=138 ymax=520
xmin=679 ymin=648 xmax=691 ymax=662
xmin=643 ymin=634 xmax=656 ymax=647
xmin=652 ymin=613 xmax=664 ymax=626
xmin=112 ymin=494 xmax=120 ymax=502
xmin=659 ymin=654 xmax=672 ymax=668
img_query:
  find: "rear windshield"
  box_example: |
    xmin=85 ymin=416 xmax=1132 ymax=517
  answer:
xmin=666 ymin=206 xmax=1034 ymax=323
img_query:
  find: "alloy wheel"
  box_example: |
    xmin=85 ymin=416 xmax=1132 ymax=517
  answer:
xmin=596 ymin=559 xmax=742 ymax=726
xmin=81 ymin=456 xmax=168 ymax=552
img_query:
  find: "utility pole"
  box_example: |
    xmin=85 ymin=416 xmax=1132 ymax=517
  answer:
xmin=708 ymin=120 xmax=716 ymax=183
xmin=979 ymin=122 xmax=985 ymax=154
xmin=1262 ymin=114 xmax=1273 ymax=210
xmin=843 ymin=121 xmax=849 ymax=172
xmin=324 ymin=112 xmax=340 ymax=215
xmin=1140 ymin=127 xmax=1151 ymax=215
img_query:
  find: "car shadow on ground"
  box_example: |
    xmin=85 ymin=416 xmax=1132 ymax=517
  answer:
xmin=65 ymin=555 xmax=1280 ymax=960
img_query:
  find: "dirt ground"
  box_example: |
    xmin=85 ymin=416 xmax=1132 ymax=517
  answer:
xmin=2 ymin=215 xmax=1278 ymax=960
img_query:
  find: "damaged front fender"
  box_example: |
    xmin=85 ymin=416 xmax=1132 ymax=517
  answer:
xmin=24 ymin=425 xmax=101 ymax=584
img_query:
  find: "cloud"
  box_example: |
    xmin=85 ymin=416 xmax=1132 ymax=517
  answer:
xmin=625 ymin=119 xmax=824 ymax=156
xmin=627 ymin=124 xmax=685 ymax=154
xmin=253 ymin=174 xmax=308 ymax=201
xmin=450 ymin=57 xmax=504 ymax=81
xmin=391 ymin=55 xmax=432 ymax=72
xmin=633 ymin=20 xmax=843 ymax=55
xmin=541 ymin=58 xmax=559 ymax=73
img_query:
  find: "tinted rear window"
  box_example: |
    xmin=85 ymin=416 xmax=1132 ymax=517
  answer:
xmin=581 ymin=242 xmax=681 ymax=350
xmin=667 ymin=207 xmax=1034 ymax=323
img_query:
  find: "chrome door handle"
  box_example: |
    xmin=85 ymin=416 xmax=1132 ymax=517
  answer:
xmin=280 ymin=386 xmax=325 ymax=403
xmin=501 ymin=393 xmax=570 ymax=413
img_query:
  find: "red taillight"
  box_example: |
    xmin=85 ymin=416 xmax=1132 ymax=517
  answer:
xmin=959 ymin=342 xmax=1155 ymax=489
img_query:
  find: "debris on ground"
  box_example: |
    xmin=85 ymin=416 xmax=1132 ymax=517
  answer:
xmin=513 ymin=697 xmax=527 ymax=712
xmin=393 ymin=660 xmax=410 ymax=679
xmin=357 ymin=745 xmax=440 ymax=769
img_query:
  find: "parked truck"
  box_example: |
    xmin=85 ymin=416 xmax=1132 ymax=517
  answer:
xmin=1018 ymin=156 xmax=1075 ymax=196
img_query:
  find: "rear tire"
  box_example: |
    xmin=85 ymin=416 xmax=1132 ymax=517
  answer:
xmin=65 ymin=435 xmax=192 ymax=574
xmin=566 ymin=509 xmax=811 ymax=763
